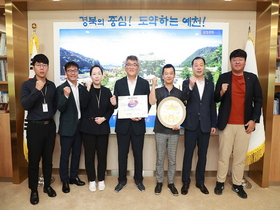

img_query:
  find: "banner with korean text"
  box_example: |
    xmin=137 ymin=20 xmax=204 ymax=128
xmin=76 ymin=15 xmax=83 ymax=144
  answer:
xmin=53 ymin=12 xmax=229 ymax=133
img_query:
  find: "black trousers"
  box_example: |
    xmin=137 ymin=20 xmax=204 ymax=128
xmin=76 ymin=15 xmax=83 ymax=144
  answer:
xmin=59 ymin=125 xmax=82 ymax=182
xmin=82 ymin=133 xmax=109 ymax=181
xmin=182 ymin=123 xmax=210 ymax=185
xmin=117 ymin=124 xmax=144 ymax=183
xmin=27 ymin=120 xmax=56 ymax=191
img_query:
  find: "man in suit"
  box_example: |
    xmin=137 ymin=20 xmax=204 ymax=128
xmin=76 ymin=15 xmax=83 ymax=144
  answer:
xmin=110 ymin=55 xmax=150 ymax=192
xmin=214 ymin=49 xmax=262 ymax=199
xmin=56 ymin=61 xmax=86 ymax=194
xmin=181 ymin=57 xmax=217 ymax=195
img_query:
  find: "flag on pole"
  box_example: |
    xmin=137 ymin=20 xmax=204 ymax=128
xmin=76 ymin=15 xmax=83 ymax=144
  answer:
xmin=23 ymin=29 xmax=40 ymax=161
xmin=29 ymin=30 xmax=40 ymax=77
xmin=244 ymin=27 xmax=265 ymax=165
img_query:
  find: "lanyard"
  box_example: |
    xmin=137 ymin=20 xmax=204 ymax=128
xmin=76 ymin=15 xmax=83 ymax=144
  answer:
xmin=40 ymin=85 xmax=47 ymax=103
xmin=95 ymin=87 xmax=101 ymax=108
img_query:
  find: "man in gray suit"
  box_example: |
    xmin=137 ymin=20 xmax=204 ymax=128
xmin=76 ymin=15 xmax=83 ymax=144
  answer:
xmin=181 ymin=57 xmax=217 ymax=195
xmin=57 ymin=61 xmax=86 ymax=193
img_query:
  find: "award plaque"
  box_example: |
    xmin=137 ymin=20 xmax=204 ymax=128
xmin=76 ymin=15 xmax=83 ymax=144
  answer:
xmin=157 ymin=96 xmax=186 ymax=128
xmin=117 ymin=95 xmax=148 ymax=119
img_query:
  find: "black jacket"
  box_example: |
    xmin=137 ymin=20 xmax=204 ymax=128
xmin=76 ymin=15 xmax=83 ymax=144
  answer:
xmin=214 ymin=71 xmax=263 ymax=131
xmin=181 ymin=78 xmax=216 ymax=133
xmin=113 ymin=76 xmax=150 ymax=135
xmin=56 ymin=80 xmax=87 ymax=136
xmin=80 ymin=85 xmax=114 ymax=135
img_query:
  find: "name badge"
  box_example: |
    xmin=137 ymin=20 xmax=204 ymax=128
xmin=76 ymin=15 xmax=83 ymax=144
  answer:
xmin=42 ymin=103 xmax=48 ymax=112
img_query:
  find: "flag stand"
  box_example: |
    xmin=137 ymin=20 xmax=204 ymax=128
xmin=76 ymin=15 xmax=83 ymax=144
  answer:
xmin=227 ymin=153 xmax=252 ymax=189
xmin=38 ymin=174 xmax=55 ymax=187
xmin=227 ymin=170 xmax=252 ymax=189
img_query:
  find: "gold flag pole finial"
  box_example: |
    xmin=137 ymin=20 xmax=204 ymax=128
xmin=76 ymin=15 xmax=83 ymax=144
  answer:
xmin=29 ymin=23 xmax=40 ymax=56
xmin=32 ymin=23 xmax=37 ymax=30
xmin=248 ymin=23 xmax=254 ymax=45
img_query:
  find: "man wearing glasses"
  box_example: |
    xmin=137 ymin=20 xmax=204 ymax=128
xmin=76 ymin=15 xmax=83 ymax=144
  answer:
xmin=110 ymin=55 xmax=150 ymax=192
xmin=20 ymin=54 xmax=57 ymax=205
xmin=56 ymin=61 xmax=86 ymax=194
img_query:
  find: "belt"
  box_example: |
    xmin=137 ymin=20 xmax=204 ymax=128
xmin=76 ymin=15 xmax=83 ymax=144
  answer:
xmin=29 ymin=120 xmax=53 ymax=125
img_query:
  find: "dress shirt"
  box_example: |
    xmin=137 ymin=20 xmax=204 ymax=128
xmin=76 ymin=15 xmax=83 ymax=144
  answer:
xmin=127 ymin=76 xmax=138 ymax=96
xmin=189 ymin=78 xmax=205 ymax=100
xmin=20 ymin=77 xmax=57 ymax=120
xmin=67 ymin=80 xmax=81 ymax=119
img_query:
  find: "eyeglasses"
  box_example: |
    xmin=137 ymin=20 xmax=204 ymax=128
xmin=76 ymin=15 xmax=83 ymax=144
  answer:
xmin=125 ymin=63 xmax=139 ymax=67
xmin=231 ymin=58 xmax=245 ymax=62
xmin=35 ymin=64 xmax=48 ymax=68
xmin=66 ymin=69 xmax=79 ymax=73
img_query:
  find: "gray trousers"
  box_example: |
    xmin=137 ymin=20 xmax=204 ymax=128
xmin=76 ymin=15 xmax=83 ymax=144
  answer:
xmin=155 ymin=133 xmax=179 ymax=184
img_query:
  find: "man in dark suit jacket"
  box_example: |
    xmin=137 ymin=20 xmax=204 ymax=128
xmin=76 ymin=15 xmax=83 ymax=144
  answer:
xmin=110 ymin=55 xmax=150 ymax=192
xmin=214 ymin=49 xmax=262 ymax=199
xmin=57 ymin=61 xmax=86 ymax=193
xmin=181 ymin=57 xmax=217 ymax=195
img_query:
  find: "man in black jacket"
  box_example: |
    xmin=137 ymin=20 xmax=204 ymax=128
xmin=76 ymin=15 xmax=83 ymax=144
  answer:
xmin=110 ymin=55 xmax=150 ymax=193
xmin=214 ymin=49 xmax=262 ymax=199
xmin=181 ymin=57 xmax=217 ymax=195
xmin=56 ymin=61 xmax=86 ymax=194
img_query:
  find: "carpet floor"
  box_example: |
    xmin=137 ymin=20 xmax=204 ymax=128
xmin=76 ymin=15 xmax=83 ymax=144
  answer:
xmin=0 ymin=175 xmax=279 ymax=210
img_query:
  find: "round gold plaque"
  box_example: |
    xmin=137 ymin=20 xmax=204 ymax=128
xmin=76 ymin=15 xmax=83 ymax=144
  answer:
xmin=157 ymin=96 xmax=186 ymax=128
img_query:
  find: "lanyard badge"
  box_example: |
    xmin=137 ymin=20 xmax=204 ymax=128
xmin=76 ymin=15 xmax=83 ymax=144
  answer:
xmin=41 ymin=85 xmax=48 ymax=112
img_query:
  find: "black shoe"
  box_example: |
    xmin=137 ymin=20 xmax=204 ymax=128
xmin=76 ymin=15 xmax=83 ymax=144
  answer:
xmin=154 ymin=183 xmax=162 ymax=195
xmin=30 ymin=191 xmax=39 ymax=205
xmin=135 ymin=182 xmax=145 ymax=192
xmin=114 ymin=182 xmax=127 ymax=192
xmin=69 ymin=176 xmax=85 ymax=186
xmin=195 ymin=183 xmax=209 ymax=194
xmin=168 ymin=183 xmax=178 ymax=196
xmin=181 ymin=183 xmax=190 ymax=195
xmin=232 ymin=184 xmax=247 ymax=199
xmin=62 ymin=181 xmax=70 ymax=193
xmin=43 ymin=186 xmax=57 ymax=197
xmin=214 ymin=181 xmax=224 ymax=195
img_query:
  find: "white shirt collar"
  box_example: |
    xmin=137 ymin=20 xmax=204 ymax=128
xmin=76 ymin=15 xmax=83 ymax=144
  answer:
xmin=67 ymin=79 xmax=78 ymax=88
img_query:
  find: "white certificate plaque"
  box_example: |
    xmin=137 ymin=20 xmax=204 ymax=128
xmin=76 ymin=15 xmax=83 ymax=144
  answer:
xmin=157 ymin=96 xmax=186 ymax=128
xmin=117 ymin=95 xmax=148 ymax=119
